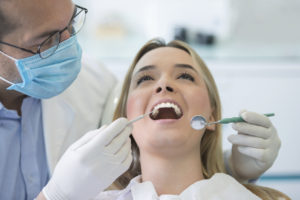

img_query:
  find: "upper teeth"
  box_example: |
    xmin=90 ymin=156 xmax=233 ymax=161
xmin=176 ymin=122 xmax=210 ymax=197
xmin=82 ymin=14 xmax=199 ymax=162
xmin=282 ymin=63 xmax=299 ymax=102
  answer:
xmin=152 ymin=102 xmax=182 ymax=117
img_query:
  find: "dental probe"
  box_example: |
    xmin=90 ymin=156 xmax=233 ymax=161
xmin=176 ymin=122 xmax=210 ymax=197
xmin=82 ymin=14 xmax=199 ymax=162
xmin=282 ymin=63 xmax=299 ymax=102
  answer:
xmin=127 ymin=112 xmax=153 ymax=126
xmin=190 ymin=113 xmax=275 ymax=130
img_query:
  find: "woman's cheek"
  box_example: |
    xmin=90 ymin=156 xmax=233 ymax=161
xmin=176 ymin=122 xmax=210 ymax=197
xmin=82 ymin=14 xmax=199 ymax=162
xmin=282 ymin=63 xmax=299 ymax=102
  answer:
xmin=126 ymin=92 xmax=146 ymax=120
xmin=190 ymin=88 xmax=212 ymax=116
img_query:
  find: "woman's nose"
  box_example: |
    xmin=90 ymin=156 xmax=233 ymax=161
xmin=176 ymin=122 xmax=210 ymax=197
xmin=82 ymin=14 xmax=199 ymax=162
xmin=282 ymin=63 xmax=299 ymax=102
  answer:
xmin=156 ymin=86 xmax=174 ymax=93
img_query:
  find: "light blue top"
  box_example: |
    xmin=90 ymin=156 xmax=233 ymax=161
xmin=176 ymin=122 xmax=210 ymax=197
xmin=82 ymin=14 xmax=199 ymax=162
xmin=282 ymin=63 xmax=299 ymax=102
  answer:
xmin=0 ymin=97 xmax=49 ymax=200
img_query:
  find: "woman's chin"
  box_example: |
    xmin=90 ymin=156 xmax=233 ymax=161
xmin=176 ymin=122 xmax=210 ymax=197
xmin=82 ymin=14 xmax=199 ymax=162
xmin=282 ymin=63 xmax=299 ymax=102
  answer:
xmin=141 ymin=130 xmax=192 ymax=150
xmin=133 ymin=119 xmax=203 ymax=155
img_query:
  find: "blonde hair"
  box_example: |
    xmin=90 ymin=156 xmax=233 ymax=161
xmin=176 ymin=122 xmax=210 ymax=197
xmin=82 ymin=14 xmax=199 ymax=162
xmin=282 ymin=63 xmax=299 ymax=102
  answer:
xmin=113 ymin=38 xmax=290 ymax=199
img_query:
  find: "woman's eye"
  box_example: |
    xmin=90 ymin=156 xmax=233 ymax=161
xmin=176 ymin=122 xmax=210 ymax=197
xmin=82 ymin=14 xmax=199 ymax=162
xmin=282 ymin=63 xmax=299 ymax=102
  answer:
xmin=178 ymin=73 xmax=195 ymax=82
xmin=137 ymin=75 xmax=154 ymax=85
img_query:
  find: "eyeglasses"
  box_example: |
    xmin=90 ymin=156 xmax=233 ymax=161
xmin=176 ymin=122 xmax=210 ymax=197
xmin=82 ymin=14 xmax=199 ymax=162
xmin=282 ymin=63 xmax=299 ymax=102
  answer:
xmin=0 ymin=4 xmax=88 ymax=59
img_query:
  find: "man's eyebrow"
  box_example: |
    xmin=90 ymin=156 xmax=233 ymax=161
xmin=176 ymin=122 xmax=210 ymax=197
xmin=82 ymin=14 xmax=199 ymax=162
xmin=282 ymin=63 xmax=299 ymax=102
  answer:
xmin=134 ymin=65 xmax=156 ymax=75
xmin=175 ymin=64 xmax=197 ymax=73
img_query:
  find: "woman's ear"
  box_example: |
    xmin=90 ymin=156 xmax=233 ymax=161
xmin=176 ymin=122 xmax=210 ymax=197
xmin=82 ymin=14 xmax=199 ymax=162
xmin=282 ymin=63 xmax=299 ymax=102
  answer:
xmin=206 ymin=114 xmax=216 ymax=131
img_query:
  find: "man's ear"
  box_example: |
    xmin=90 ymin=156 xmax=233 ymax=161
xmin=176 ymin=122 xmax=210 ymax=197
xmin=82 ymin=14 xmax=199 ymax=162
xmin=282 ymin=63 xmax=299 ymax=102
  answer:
xmin=206 ymin=114 xmax=216 ymax=131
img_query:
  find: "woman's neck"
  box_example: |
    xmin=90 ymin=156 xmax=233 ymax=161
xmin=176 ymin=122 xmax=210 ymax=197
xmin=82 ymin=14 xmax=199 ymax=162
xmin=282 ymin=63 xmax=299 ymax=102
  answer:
xmin=140 ymin=149 xmax=204 ymax=196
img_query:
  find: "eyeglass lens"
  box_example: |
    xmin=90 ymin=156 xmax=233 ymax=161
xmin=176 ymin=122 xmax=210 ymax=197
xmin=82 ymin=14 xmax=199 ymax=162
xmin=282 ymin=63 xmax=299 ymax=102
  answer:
xmin=39 ymin=33 xmax=60 ymax=58
xmin=39 ymin=6 xmax=87 ymax=58
xmin=71 ymin=8 xmax=87 ymax=35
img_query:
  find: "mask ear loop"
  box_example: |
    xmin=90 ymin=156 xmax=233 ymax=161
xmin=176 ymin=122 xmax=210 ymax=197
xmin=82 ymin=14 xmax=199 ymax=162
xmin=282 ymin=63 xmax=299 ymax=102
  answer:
xmin=0 ymin=50 xmax=18 ymax=61
xmin=0 ymin=50 xmax=18 ymax=85
xmin=0 ymin=76 xmax=14 ymax=85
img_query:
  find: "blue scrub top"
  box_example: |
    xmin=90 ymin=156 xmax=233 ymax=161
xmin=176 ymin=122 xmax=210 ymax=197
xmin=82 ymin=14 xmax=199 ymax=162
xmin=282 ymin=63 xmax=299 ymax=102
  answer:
xmin=0 ymin=97 xmax=49 ymax=200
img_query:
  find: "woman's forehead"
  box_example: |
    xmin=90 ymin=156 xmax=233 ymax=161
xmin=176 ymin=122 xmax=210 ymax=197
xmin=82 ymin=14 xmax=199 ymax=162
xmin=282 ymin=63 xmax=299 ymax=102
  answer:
xmin=133 ymin=47 xmax=197 ymax=74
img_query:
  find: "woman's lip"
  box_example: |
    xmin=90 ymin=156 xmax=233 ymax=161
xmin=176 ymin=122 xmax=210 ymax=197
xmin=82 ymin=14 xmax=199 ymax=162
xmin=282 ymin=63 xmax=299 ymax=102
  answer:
xmin=149 ymin=99 xmax=183 ymax=114
xmin=151 ymin=118 xmax=180 ymax=123
xmin=148 ymin=112 xmax=184 ymax=122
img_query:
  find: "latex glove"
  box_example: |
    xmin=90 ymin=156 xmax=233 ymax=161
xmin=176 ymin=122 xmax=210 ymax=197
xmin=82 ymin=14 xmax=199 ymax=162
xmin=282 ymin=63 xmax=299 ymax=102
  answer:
xmin=43 ymin=118 xmax=132 ymax=200
xmin=227 ymin=110 xmax=281 ymax=182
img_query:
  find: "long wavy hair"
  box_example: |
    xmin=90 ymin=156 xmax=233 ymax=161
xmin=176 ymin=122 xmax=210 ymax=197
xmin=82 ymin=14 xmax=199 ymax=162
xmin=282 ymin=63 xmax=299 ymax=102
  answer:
xmin=112 ymin=38 xmax=290 ymax=200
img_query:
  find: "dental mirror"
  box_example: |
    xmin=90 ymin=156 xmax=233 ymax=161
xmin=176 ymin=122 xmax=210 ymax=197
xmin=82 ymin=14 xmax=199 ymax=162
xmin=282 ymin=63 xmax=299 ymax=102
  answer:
xmin=190 ymin=113 xmax=275 ymax=130
xmin=190 ymin=115 xmax=208 ymax=130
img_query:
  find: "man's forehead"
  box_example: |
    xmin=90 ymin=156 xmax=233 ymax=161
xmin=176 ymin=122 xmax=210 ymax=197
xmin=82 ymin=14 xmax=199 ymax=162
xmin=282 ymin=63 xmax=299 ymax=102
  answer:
xmin=4 ymin=0 xmax=74 ymax=42
xmin=18 ymin=0 xmax=73 ymax=25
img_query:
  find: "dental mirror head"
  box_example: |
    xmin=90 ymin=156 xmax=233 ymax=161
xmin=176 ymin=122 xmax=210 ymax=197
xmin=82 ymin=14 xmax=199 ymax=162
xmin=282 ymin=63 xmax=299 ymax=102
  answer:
xmin=190 ymin=115 xmax=207 ymax=130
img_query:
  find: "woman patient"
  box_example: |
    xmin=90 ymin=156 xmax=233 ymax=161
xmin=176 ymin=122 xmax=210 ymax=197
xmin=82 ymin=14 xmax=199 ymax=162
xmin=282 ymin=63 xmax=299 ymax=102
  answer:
xmin=94 ymin=39 xmax=289 ymax=199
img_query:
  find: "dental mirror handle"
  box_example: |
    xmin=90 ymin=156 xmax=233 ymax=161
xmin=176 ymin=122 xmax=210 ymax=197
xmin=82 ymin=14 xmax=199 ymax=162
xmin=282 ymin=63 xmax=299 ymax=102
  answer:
xmin=218 ymin=113 xmax=275 ymax=124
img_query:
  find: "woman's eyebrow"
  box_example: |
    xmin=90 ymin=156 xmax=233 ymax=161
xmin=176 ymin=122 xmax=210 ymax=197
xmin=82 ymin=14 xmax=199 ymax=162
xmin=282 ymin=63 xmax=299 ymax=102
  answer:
xmin=134 ymin=65 xmax=156 ymax=76
xmin=175 ymin=64 xmax=197 ymax=72
xmin=133 ymin=64 xmax=197 ymax=77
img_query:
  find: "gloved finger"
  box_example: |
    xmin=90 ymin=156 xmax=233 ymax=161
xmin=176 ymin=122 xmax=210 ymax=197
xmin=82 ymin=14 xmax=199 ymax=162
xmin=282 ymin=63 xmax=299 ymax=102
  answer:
xmin=105 ymin=126 xmax=132 ymax=154
xmin=228 ymin=134 xmax=268 ymax=149
xmin=232 ymin=122 xmax=272 ymax=139
xmin=114 ymin=138 xmax=132 ymax=163
xmin=122 ymin=149 xmax=133 ymax=168
xmin=71 ymin=125 xmax=108 ymax=150
xmin=92 ymin=118 xmax=130 ymax=147
xmin=237 ymin=146 xmax=268 ymax=162
xmin=239 ymin=111 xmax=271 ymax=128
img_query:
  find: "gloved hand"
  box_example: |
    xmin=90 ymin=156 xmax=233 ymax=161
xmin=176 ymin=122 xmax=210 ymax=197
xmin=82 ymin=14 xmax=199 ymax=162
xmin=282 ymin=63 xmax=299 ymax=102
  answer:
xmin=227 ymin=110 xmax=281 ymax=182
xmin=42 ymin=118 xmax=132 ymax=200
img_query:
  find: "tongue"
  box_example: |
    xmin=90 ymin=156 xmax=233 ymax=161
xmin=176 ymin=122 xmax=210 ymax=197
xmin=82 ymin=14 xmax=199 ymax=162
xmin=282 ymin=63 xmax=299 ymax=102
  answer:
xmin=155 ymin=108 xmax=178 ymax=120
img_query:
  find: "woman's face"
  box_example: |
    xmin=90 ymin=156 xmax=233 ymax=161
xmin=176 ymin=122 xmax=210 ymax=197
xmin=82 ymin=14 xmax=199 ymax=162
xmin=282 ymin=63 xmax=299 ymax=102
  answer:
xmin=126 ymin=47 xmax=215 ymax=155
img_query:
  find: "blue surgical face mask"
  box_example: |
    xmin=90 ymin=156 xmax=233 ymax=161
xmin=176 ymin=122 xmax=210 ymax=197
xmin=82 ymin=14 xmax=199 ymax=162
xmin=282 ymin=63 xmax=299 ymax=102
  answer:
xmin=0 ymin=36 xmax=82 ymax=99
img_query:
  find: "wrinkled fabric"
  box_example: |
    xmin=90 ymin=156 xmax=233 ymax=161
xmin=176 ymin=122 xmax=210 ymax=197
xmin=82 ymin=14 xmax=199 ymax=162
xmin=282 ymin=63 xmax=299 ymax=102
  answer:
xmin=93 ymin=173 xmax=261 ymax=200
xmin=0 ymin=97 xmax=49 ymax=200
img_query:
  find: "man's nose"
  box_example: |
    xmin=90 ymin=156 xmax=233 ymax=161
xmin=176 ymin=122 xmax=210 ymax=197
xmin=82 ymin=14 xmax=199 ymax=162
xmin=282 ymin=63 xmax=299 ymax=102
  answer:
xmin=60 ymin=29 xmax=72 ymax=42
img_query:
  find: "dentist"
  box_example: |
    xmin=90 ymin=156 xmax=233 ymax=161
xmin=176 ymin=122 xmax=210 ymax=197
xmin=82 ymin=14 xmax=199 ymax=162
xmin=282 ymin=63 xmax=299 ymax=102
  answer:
xmin=0 ymin=0 xmax=120 ymax=199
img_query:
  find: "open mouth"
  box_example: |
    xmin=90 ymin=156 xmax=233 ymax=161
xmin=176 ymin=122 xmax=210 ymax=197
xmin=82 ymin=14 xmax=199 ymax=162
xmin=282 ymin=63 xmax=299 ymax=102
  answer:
xmin=150 ymin=101 xmax=183 ymax=120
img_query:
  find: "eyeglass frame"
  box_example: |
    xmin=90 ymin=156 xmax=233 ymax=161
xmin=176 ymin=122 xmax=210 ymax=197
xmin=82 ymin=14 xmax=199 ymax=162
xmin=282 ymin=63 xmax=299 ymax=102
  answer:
xmin=0 ymin=4 xmax=88 ymax=59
